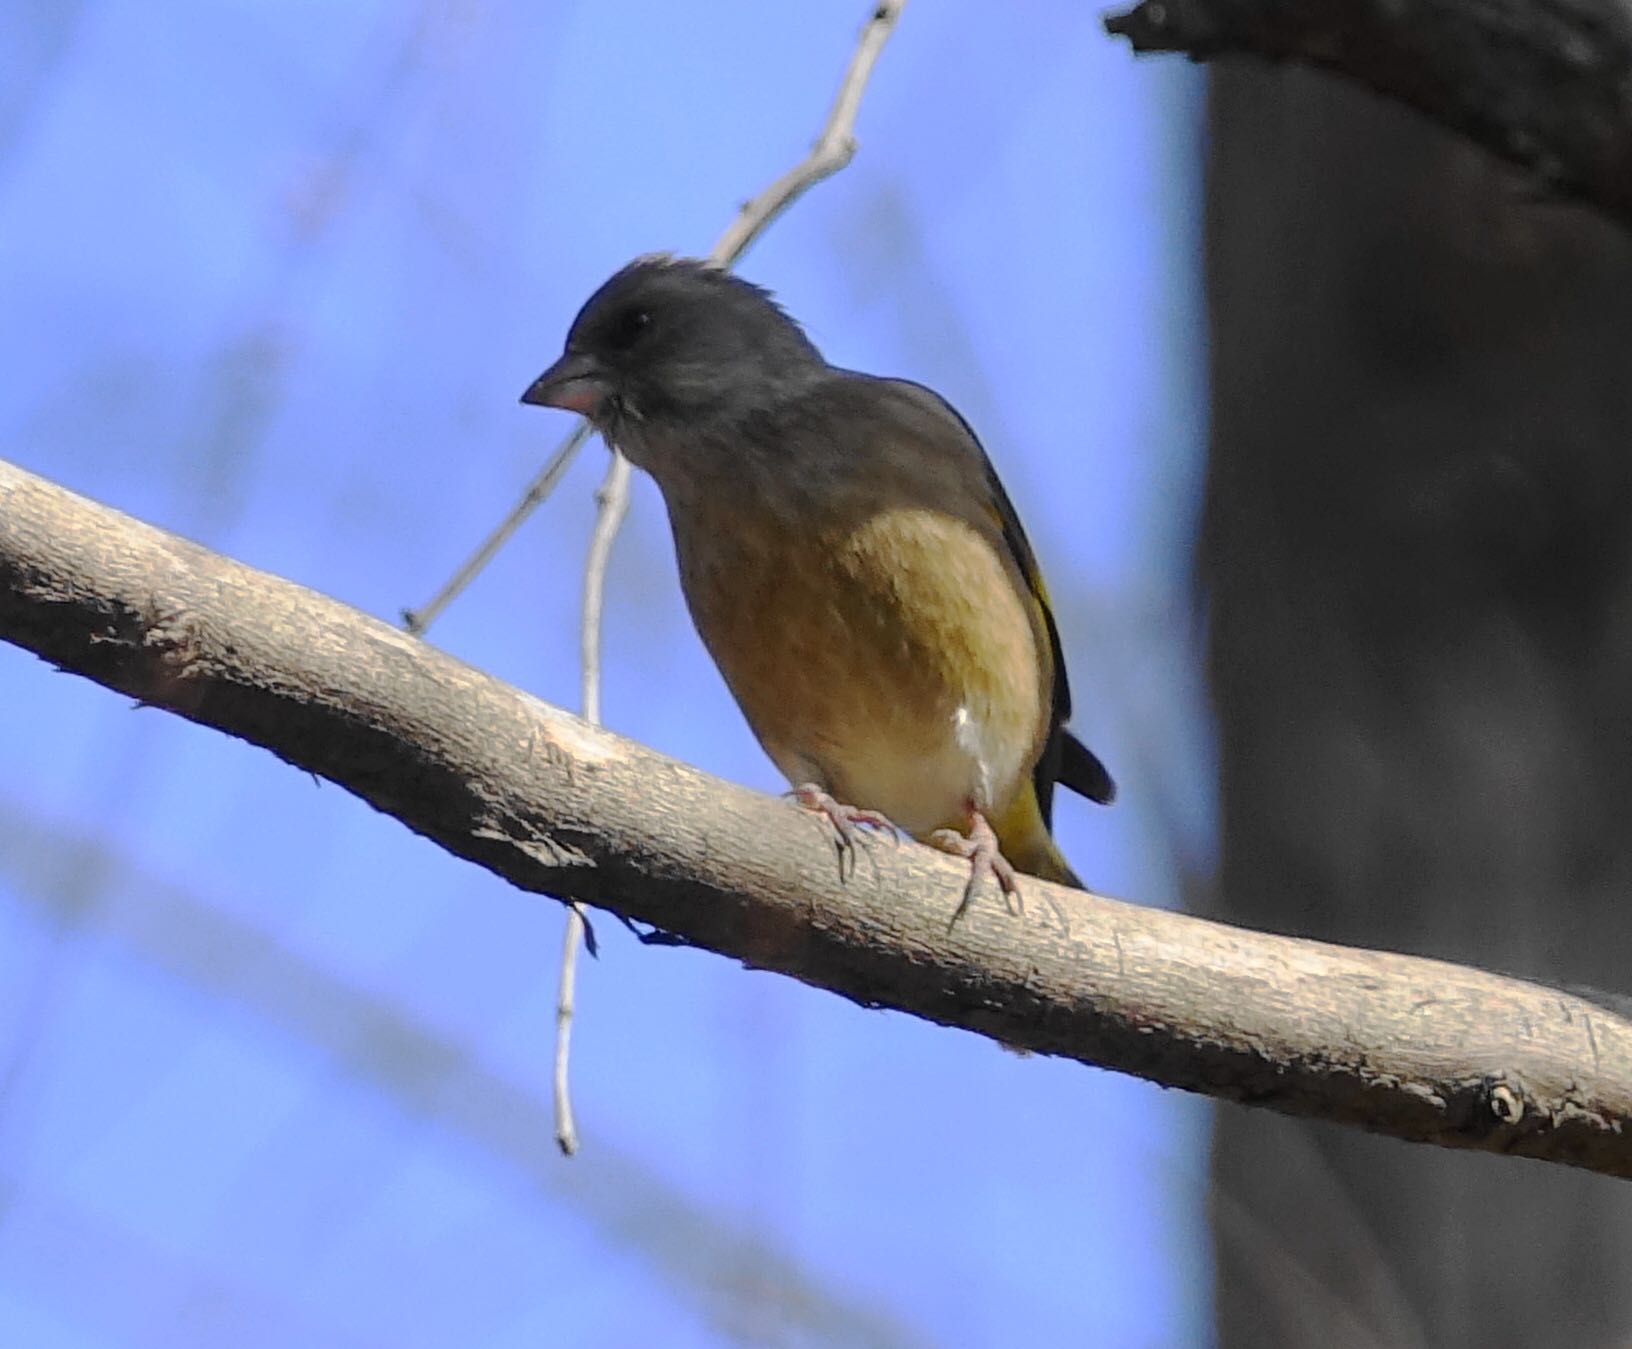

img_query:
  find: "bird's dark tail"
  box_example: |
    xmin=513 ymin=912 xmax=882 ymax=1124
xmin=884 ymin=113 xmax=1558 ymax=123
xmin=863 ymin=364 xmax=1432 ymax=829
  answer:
xmin=1058 ymin=731 xmax=1115 ymax=805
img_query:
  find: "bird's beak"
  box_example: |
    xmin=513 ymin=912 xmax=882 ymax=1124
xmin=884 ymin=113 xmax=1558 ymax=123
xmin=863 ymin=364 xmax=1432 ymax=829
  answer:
xmin=520 ymin=351 xmax=610 ymax=417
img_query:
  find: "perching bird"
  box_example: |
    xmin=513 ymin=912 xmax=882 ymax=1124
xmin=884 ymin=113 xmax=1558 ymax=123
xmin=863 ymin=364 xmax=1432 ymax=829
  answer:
xmin=522 ymin=256 xmax=1113 ymax=910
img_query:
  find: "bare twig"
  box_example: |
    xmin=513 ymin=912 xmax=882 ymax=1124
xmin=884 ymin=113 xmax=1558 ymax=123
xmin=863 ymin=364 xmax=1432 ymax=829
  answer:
xmin=399 ymin=417 xmax=597 ymax=1152
xmin=7 ymin=455 xmax=1632 ymax=1180
xmin=706 ymin=0 xmax=909 ymax=267
xmin=552 ymin=0 xmax=909 ymax=1154
xmin=551 ymin=894 xmax=588 ymax=1154
xmin=581 ymin=455 xmax=632 ymax=730
xmin=401 ymin=422 xmax=592 ymax=634
xmin=403 ymin=0 xmax=908 ymax=637
xmin=552 ymin=449 xmax=633 ymax=1154
xmin=1103 ymin=0 xmax=1632 ymax=232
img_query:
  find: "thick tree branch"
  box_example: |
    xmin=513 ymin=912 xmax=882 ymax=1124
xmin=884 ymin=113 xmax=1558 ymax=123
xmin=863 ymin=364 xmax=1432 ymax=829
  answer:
xmin=1104 ymin=0 xmax=1632 ymax=231
xmin=4 ymin=454 xmax=1632 ymax=1179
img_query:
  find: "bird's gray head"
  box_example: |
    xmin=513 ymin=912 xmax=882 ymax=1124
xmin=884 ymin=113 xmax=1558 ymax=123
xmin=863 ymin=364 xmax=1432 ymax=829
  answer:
xmin=520 ymin=257 xmax=824 ymax=457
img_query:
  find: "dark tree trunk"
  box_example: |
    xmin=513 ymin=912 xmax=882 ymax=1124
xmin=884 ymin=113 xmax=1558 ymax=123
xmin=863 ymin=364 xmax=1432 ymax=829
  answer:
xmin=1203 ymin=65 xmax=1632 ymax=1347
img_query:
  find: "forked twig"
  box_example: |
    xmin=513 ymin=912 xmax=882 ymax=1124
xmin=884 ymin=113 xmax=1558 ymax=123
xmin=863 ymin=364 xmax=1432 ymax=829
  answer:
xmin=554 ymin=0 xmax=910 ymax=1154
xmin=401 ymin=423 xmax=592 ymax=635
xmin=553 ymin=450 xmax=631 ymax=1154
xmin=403 ymin=0 xmax=907 ymax=635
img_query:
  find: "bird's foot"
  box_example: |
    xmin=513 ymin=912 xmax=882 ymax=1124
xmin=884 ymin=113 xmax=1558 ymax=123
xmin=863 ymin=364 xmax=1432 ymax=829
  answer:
xmin=929 ymin=810 xmax=1022 ymax=929
xmin=790 ymin=784 xmax=897 ymax=880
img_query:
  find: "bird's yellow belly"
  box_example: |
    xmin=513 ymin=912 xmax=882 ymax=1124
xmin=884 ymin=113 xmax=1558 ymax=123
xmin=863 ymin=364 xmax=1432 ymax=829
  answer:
xmin=679 ymin=505 xmax=1046 ymax=838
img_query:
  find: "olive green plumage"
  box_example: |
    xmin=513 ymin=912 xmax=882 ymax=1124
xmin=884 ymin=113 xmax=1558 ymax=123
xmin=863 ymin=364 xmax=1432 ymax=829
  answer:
xmin=523 ymin=256 xmax=1112 ymax=897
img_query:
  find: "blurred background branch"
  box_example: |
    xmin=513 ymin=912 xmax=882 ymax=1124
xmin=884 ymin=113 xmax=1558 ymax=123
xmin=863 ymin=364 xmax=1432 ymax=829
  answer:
xmin=1104 ymin=0 xmax=1632 ymax=229
xmin=0 ymin=800 xmax=923 ymax=1349
xmin=5 ymin=455 xmax=1632 ymax=1180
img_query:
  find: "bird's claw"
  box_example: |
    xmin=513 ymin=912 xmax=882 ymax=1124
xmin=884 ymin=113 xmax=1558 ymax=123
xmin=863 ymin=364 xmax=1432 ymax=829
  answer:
xmin=791 ymin=784 xmax=897 ymax=880
xmin=930 ymin=812 xmax=1023 ymax=929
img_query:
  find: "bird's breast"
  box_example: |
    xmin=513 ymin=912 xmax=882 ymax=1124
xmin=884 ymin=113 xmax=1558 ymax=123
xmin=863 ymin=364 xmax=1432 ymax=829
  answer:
xmin=670 ymin=500 xmax=1047 ymax=836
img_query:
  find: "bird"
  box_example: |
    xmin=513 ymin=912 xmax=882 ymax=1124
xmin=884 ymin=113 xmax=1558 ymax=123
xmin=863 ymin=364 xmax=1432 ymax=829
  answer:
xmin=521 ymin=255 xmax=1113 ymax=915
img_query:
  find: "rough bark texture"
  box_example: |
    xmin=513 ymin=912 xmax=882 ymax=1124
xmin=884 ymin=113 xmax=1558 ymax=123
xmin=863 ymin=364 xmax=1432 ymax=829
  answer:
xmin=1201 ymin=65 xmax=1632 ymax=1348
xmin=1105 ymin=0 xmax=1632 ymax=231
xmin=3 ymin=456 xmax=1632 ymax=1180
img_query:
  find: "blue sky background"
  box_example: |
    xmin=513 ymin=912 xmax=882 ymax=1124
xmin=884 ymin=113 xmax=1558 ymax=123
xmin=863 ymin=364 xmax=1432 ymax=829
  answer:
xmin=0 ymin=2 xmax=1211 ymax=1344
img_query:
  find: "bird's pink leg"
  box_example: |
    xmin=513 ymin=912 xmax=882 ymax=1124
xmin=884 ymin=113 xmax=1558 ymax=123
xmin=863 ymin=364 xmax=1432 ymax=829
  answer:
xmin=928 ymin=807 xmax=1021 ymax=927
xmin=791 ymin=783 xmax=898 ymax=880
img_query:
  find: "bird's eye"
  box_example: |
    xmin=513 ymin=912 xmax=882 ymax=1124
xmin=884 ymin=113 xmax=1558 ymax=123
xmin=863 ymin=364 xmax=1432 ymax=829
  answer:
xmin=609 ymin=307 xmax=652 ymax=349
